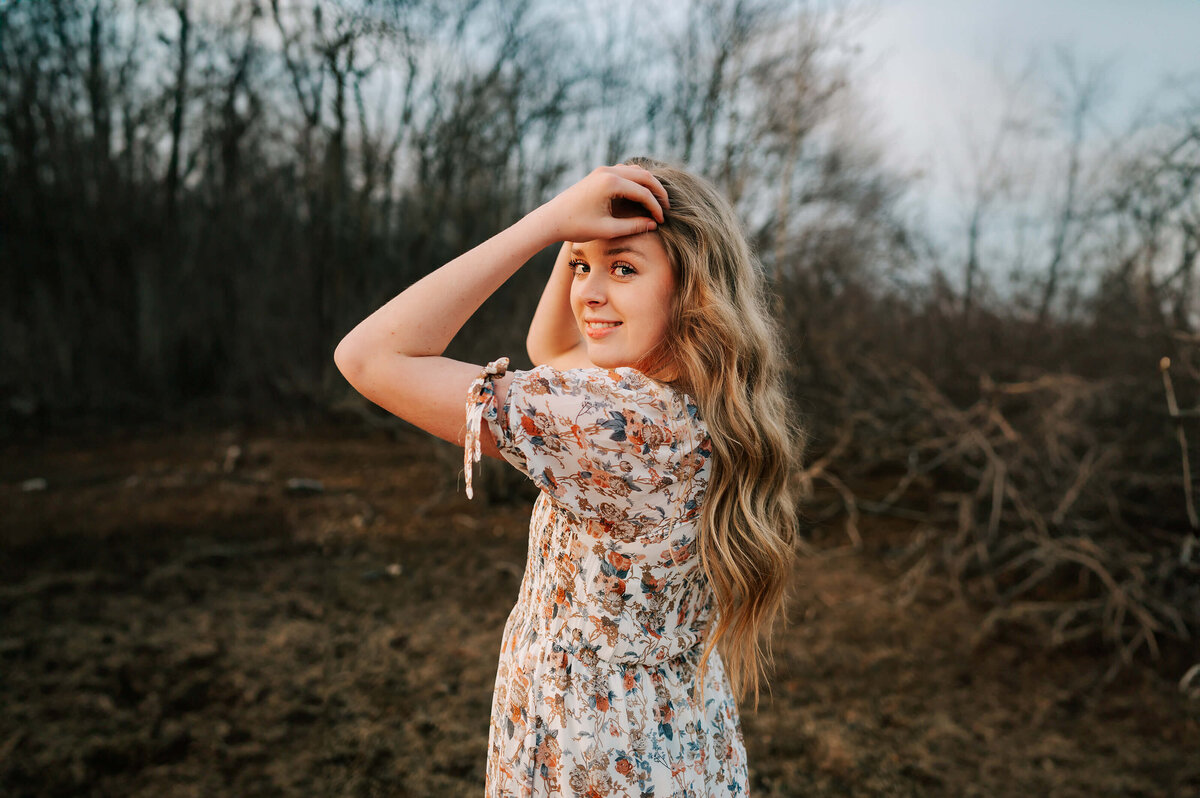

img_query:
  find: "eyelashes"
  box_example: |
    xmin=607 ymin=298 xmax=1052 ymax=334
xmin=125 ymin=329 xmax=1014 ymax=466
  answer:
xmin=568 ymin=260 xmax=637 ymax=277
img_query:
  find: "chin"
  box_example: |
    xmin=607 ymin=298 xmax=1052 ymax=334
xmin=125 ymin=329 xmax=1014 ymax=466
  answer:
xmin=586 ymin=350 xmax=630 ymax=370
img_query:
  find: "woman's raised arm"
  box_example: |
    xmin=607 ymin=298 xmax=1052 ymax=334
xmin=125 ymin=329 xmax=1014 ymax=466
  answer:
xmin=333 ymin=164 xmax=668 ymax=454
xmin=525 ymin=242 xmax=592 ymax=369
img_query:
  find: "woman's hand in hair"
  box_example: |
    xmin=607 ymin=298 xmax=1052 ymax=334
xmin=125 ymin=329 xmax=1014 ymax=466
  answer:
xmin=539 ymin=164 xmax=670 ymax=243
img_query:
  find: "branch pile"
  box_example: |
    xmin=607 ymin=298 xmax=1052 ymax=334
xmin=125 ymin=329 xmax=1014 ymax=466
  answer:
xmin=797 ymin=350 xmax=1200 ymax=680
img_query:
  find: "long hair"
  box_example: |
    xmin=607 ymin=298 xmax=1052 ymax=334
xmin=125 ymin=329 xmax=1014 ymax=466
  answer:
xmin=626 ymin=156 xmax=804 ymax=710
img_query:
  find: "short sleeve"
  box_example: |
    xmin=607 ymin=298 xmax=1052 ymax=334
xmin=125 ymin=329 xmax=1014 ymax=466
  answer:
xmin=465 ymin=360 xmax=709 ymax=530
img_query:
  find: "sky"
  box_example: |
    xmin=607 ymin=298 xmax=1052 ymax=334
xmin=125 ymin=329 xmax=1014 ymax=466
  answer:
xmin=849 ymin=0 xmax=1200 ymax=236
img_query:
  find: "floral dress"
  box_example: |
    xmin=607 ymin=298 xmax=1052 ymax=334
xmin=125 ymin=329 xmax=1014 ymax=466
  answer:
xmin=464 ymin=358 xmax=749 ymax=797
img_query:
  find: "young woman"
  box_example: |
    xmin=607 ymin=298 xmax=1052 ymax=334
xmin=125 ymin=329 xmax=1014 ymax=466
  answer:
xmin=335 ymin=158 xmax=802 ymax=796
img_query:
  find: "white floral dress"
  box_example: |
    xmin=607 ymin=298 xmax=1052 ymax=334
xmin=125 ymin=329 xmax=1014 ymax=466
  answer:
xmin=465 ymin=358 xmax=749 ymax=797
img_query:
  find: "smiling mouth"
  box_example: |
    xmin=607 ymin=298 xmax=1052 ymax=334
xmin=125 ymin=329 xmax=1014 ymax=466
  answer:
xmin=584 ymin=320 xmax=622 ymax=338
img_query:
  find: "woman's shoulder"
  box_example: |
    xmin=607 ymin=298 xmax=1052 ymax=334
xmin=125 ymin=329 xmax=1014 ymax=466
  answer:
xmin=514 ymin=364 xmax=691 ymax=406
xmin=511 ymin=364 xmax=704 ymax=435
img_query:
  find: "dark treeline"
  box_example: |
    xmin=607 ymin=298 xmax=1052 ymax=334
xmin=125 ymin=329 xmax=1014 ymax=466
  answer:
xmin=0 ymin=0 xmax=902 ymax=418
xmin=3 ymin=0 xmax=1198 ymax=675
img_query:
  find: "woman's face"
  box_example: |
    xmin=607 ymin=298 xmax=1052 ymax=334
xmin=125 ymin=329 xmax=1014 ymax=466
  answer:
xmin=568 ymin=231 xmax=676 ymax=374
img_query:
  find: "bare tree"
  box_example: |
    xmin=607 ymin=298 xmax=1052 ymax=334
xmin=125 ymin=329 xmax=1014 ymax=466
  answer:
xmin=1035 ymin=48 xmax=1111 ymax=326
xmin=948 ymin=53 xmax=1042 ymax=323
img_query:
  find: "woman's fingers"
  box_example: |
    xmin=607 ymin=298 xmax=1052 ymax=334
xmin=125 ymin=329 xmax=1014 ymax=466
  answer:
xmin=609 ymin=164 xmax=670 ymax=217
xmin=604 ymin=214 xmax=658 ymax=239
xmin=611 ymin=162 xmax=669 ymax=205
xmin=610 ymin=179 xmax=666 ymax=224
xmin=545 ymin=164 xmax=670 ymax=243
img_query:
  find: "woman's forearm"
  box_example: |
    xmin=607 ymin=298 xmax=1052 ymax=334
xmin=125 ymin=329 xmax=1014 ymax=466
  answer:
xmin=335 ymin=205 xmax=559 ymax=367
xmin=526 ymin=241 xmax=586 ymax=366
xmin=331 ymin=163 xmax=665 ymax=450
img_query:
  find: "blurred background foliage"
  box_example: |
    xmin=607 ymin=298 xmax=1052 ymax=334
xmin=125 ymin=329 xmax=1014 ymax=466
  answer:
xmin=2 ymin=0 xmax=1198 ymax=677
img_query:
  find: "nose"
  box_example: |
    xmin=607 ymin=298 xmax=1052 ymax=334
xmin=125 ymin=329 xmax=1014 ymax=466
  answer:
xmin=579 ymin=272 xmax=607 ymax=305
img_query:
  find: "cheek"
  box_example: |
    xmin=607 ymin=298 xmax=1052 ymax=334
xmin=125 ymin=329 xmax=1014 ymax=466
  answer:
xmin=652 ymin=306 xmax=673 ymax=340
xmin=641 ymin=294 xmax=674 ymax=342
xmin=651 ymin=281 xmax=677 ymax=335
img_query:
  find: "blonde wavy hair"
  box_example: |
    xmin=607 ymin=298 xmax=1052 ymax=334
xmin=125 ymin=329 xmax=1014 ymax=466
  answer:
xmin=626 ymin=156 xmax=804 ymax=710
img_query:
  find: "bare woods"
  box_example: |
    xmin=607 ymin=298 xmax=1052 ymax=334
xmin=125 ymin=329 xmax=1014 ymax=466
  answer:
xmin=2 ymin=0 xmax=1197 ymax=680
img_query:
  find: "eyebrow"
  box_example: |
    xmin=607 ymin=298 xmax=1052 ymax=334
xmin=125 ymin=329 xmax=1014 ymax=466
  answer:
xmin=570 ymin=246 xmax=643 ymax=258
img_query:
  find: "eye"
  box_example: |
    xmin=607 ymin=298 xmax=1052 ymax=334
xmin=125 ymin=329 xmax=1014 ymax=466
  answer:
xmin=568 ymin=259 xmax=590 ymax=275
xmin=612 ymin=262 xmax=637 ymax=278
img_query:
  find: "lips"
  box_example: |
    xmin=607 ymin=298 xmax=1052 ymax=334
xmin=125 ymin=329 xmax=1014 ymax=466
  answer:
xmin=584 ymin=319 xmax=622 ymax=339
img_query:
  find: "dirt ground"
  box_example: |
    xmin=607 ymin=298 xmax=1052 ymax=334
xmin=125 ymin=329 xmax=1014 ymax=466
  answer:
xmin=3 ymin=422 xmax=1198 ymax=797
